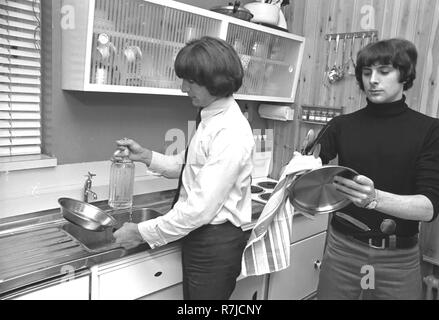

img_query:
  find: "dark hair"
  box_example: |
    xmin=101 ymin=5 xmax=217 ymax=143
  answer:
xmin=174 ymin=36 xmax=243 ymax=97
xmin=355 ymin=38 xmax=417 ymax=91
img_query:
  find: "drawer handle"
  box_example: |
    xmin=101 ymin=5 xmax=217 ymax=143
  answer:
xmin=154 ymin=271 xmax=163 ymax=277
xmin=314 ymin=260 xmax=322 ymax=270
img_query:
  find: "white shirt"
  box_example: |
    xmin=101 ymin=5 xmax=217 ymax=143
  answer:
xmin=138 ymin=96 xmax=255 ymax=249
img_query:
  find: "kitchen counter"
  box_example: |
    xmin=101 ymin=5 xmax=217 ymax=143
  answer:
xmin=0 ymin=189 xmax=265 ymax=298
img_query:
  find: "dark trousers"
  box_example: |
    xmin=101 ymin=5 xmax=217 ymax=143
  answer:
xmin=181 ymin=222 xmax=248 ymax=300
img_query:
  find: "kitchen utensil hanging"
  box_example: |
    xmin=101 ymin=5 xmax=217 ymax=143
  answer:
xmin=338 ymin=35 xmax=347 ymax=80
xmin=323 ymin=36 xmax=332 ymax=87
xmin=327 ymin=34 xmax=341 ymax=83
xmin=348 ymin=35 xmax=356 ymax=75
xmin=324 ymin=30 xmax=378 ymax=84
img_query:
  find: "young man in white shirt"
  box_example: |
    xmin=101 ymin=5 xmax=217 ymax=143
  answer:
xmin=113 ymin=36 xmax=255 ymax=300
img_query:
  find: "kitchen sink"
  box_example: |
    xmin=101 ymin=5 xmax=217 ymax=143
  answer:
xmin=62 ymin=207 xmax=163 ymax=253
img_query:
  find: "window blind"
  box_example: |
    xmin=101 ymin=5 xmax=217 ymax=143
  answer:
xmin=0 ymin=0 xmax=42 ymax=157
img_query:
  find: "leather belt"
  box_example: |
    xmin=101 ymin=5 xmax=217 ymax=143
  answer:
xmin=331 ymin=214 xmax=418 ymax=250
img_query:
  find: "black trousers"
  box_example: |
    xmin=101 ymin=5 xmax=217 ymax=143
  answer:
xmin=181 ymin=222 xmax=248 ymax=300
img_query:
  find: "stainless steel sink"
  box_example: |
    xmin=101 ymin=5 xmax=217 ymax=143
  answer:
xmin=112 ymin=207 xmax=163 ymax=224
xmin=61 ymin=207 xmax=163 ymax=253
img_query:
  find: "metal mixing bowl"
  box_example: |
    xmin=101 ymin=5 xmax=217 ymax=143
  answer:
xmin=58 ymin=197 xmax=117 ymax=231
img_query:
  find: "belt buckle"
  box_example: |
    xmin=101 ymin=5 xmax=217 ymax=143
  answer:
xmin=368 ymin=238 xmax=386 ymax=249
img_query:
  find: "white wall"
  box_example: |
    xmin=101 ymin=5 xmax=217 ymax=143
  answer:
xmin=0 ymin=161 xmax=177 ymax=219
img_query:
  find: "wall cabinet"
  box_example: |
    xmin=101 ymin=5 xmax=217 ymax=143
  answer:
xmin=61 ymin=0 xmax=305 ymax=103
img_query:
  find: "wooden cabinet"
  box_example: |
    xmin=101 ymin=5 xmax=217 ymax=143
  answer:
xmin=12 ymin=275 xmax=90 ymax=300
xmin=61 ymin=0 xmax=304 ymax=102
xmin=265 ymin=212 xmax=328 ymax=300
xmin=91 ymin=246 xmax=182 ymax=300
xmin=267 ymin=232 xmax=326 ymax=300
xmin=232 ymin=213 xmax=328 ymax=300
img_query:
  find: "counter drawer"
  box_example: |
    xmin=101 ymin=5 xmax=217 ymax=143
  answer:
xmin=96 ymin=250 xmax=182 ymax=300
xmin=291 ymin=212 xmax=328 ymax=244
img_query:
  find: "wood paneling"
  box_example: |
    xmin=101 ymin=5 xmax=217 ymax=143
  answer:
xmin=291 ymin=0 xmax=439 ymax=116
xmin=269 ymin=0 xmax=439 ymax=179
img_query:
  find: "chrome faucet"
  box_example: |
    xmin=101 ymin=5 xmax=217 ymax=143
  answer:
xmin=83 ymin=172 xmax=98 ymax=203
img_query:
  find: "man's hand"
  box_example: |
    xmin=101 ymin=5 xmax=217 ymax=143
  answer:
xmin=113 ymin=222 xmax=143 ymax=249
xmin=333 ymin=174 xmax=377 ymax=208
xmin=115 ymin=138 xmax=152 ymax=165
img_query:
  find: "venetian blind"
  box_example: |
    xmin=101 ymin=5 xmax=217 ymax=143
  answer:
xmin=0 ymin=0 xmax=42 ymax=157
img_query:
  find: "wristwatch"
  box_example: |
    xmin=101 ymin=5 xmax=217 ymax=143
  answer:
xmin=365 ymin=191 xmax=378 ymax=210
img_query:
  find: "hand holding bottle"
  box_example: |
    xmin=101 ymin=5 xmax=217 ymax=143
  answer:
xmin=115 ymin=137 xmax=152 ymax=166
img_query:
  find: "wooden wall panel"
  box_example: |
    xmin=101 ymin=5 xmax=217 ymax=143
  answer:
xmin=417 ymin=0 xmax=439 ymax=116
xmin=280 ymin=0 xmax=439 ymax=153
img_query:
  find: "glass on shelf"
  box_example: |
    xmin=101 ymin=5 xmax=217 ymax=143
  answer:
xmin=321 ymin=110 xmax=328 ymax=123
xmin=251 ymin=41 xmax=269 ymax=58
xmin=92 ymin=33 xmax=118 ymax=85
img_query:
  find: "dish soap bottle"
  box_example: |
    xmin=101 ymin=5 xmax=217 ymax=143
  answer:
xmin=108 ymin=147 xmax=135 ymax=210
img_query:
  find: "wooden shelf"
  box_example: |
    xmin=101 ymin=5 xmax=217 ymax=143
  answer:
xmin=299 ymin=120 xmax=329 ymax=125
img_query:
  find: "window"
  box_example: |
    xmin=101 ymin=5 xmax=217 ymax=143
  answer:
xmin=0 ymin=0 xmax=55 ymax=171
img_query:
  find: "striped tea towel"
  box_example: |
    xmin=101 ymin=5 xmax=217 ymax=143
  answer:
xmin=241 ymin=152 xmax=322 ymax=276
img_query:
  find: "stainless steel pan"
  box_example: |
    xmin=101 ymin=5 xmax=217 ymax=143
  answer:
xmin=288 ymin=165 xmax=358 ymax=215
xmin=58 ymin=197 xmax=120 ymax=231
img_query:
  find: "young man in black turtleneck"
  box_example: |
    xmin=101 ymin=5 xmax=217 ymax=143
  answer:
xmin=316 ymin=38 xmax=439 ymax=300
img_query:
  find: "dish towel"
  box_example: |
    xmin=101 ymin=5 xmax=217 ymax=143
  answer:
xmin=241 ymin=152 xmax=322 ymax=276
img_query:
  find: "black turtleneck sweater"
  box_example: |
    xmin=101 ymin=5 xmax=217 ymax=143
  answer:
xmin=319 ymin=96 xmax=439 ymax=236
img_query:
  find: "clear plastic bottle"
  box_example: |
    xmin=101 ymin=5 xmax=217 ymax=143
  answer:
xmin=108 ymin=148 xmax=135 ymax=210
